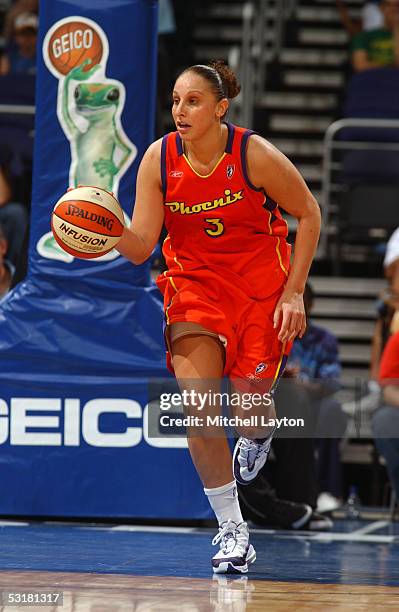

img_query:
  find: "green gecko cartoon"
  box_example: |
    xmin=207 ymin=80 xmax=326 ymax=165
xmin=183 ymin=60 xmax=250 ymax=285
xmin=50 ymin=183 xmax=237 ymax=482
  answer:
xmin=36 ymin=58 xmax=136 ymax=263
xmin=62 ymin=59 xmax=135 ymax=191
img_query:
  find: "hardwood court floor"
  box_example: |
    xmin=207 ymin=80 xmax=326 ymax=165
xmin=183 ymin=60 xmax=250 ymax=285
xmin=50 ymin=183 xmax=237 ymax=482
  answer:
xmin=0 ymin=572 xmax=398 ymax=611
xmin=0 ymin=517 xmax=397 ymax=610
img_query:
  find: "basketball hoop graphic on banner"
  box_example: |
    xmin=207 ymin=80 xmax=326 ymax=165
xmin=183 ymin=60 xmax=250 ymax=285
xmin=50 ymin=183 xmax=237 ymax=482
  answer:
xmin=39 ymin=16 xmax=136 ymax=262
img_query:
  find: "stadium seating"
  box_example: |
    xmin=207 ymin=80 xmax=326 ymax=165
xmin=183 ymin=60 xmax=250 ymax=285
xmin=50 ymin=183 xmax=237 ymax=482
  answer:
xmin=323 ymin=68 xmax=399 ymax=274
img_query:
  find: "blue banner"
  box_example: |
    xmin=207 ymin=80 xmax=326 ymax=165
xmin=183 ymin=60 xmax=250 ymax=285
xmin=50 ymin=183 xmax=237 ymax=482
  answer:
xmin=0 ymin=0 xmax=211 ymax=520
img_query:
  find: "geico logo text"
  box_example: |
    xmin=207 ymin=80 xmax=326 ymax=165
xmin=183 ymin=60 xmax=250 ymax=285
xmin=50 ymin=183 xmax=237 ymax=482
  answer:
xmin=0 ymin=398 xmax=187 ymax=449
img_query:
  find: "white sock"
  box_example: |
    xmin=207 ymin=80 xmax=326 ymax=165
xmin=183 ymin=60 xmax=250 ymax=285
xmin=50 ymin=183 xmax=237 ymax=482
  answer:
xmin=204 ymin=480 xmax=244 ymax=526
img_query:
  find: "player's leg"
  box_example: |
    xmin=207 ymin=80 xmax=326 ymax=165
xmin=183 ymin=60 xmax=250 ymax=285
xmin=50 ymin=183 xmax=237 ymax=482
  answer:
xmin=170 ymin=330 xmax=256 ymax=573
xmin=231 ymin=383 xmax=277 ymax=486
xmin=230 ymin=297 xmax=291 ymax=486
xmin=171 ymin=332 xmax=231 ymax=486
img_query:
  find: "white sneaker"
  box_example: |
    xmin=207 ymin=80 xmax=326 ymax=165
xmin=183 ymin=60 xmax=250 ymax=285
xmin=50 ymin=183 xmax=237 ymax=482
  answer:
xmin=317 ymin=492 xmax=342 ymax=514
xmin=307 ymin=511 xmax=333 ymax=531
xmin=233 ymin=434 xmax=273 ymax=485
xmin=211 ymin=520 xmax=256 ymax=574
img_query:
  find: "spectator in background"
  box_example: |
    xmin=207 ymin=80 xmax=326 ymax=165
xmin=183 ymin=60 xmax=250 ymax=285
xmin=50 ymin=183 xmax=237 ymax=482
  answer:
xmin=351 ymin=0 xmax=399 ymax=71
xmin=372 ymin=228 xmax=399 ymax=506
xmin=343 ymin=227 xmax=399 ymax=417
xmin=0 ymin=222 xmax=14 ymax=298
xmin=0 ymin=162 xmax=29 ymax=267
xmin=0 ymin=11 xmax=38 ymax=76
xmin=252 ymin=373 xmax=334 ymax=529
xmin=239 ymin=433 xmax=334 ymax=530
xmin=1 ymin=0 xmax=38 ymax=43
xmin=363 ymin=0 xmax=385 ymax=29
xmin=372 ymin=330 xmax=399 ymax=501
xmin=284 ymin=282 xmax=347 ymax=513
xmin=371 ymin=228 xmax=399 ymax=378
xmin=384 ymin=227 xmax=399 ymax=300
xmin=240 ymin=283 xmax=342 ymax=529
xmin=336 ymin=0 xmax=383 ymax=38
xmin=238 ymin=470 xmax=316 ymax=531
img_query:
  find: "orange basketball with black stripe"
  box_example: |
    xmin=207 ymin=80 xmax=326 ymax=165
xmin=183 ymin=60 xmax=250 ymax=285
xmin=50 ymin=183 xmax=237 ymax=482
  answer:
xmin=51 ymin=186 xmax=124 ymax=259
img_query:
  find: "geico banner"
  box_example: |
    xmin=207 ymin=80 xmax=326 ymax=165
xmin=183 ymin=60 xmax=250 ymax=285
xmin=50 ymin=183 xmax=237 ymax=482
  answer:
xmin=0 ymin=398 xmax=179 ymax=448
xmin=0 ymin=382 xmax=211 ymax=519
xmin=0 ymin=0 xmax=211 ymax=519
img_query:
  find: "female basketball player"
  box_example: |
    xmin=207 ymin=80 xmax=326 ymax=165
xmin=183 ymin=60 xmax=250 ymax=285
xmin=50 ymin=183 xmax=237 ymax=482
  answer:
xmin=117 ymin=61 xmax=321 ymax=574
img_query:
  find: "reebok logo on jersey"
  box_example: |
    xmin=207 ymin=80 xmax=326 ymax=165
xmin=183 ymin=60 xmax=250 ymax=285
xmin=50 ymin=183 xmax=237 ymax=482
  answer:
xmin=169 ymin=170 xmax=184 ymax=178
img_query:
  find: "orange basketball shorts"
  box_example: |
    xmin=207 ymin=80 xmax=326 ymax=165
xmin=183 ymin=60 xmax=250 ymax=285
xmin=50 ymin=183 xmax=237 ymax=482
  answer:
xmin=157 ymin=268 xmax=292 ymax=393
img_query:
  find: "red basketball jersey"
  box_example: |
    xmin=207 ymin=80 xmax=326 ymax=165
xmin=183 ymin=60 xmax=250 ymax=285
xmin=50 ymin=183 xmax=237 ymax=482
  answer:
xmin=158 ymin=123 xmax=291 ymax=299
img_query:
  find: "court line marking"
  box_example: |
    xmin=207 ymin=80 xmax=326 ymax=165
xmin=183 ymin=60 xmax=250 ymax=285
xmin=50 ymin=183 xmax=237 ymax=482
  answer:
xmin=108 ymin=525 xmax=198 ymax=534
xmin=91 ymin=525 xmax=398 ymax=544
xmin=298 ymin=533 xmax=396 ymax=543
xmin=350 ymin=520 xmax=389 ymax=536
xmin=247 ymin=526 xmax=398 ymax=543
xmin=0 ymin=521 xmax=395 ymax=544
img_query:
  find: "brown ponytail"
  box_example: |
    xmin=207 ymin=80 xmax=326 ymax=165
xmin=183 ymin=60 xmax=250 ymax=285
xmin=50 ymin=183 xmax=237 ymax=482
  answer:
xmin=179 ymin=60 xmax=241 ymax=101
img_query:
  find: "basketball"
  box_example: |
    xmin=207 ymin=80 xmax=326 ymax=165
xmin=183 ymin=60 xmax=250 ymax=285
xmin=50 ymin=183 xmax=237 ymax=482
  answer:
xmin=51 ymin=186 xmax=125 ymax=259
xmin=48 ymin=21 xmax=103 ymax=76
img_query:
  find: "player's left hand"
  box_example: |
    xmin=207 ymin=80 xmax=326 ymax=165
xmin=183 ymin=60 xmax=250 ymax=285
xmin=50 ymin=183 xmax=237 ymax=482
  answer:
xmin=273 ymin=289 xmax=306 ymax=343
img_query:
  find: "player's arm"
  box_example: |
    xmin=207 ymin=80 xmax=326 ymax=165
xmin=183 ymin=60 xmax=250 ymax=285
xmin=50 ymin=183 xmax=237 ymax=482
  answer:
xmin=0 ymin=53 xmax=9 ymax=76
xmin=246 ymin=135 xmax=321 ymax=343
xmin=352 ymin=49 xmax=385 ymax=71
xmin=380 ymin=333 xmax=399 ymax=407
xmin=117 ymin=140 xmax=164 ymax=265
xmin=390 ymin=259 xmax=399 ymax=303
xmin=0 ymin=165 xmax=12 ymax=206
xmin=383 ymin=384 xmax=399 ymax=407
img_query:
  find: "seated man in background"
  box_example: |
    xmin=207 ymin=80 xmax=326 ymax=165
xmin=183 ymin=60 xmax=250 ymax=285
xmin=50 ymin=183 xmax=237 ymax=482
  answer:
xmin=0 ymin=222 xmax=14 ymax=298
xmin=351 ymin=0 xmax=399 ymax=71
xmin=238 ymin=376 xmax=335 ymax=530
xmin=336 ymin=0 xmax=383 ymax=38
xmin=238 ymin=283 xmax=344 ymax=529
xmin=372 ymin=330 xmax=399 ymax=501
xmin=276 ymin=282 xmax=347 ymax=514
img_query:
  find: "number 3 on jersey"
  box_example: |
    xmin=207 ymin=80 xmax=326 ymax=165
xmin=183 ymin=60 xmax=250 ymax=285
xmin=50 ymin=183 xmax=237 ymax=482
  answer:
xmin=204 ymin=218 xmax=224 ymax=237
